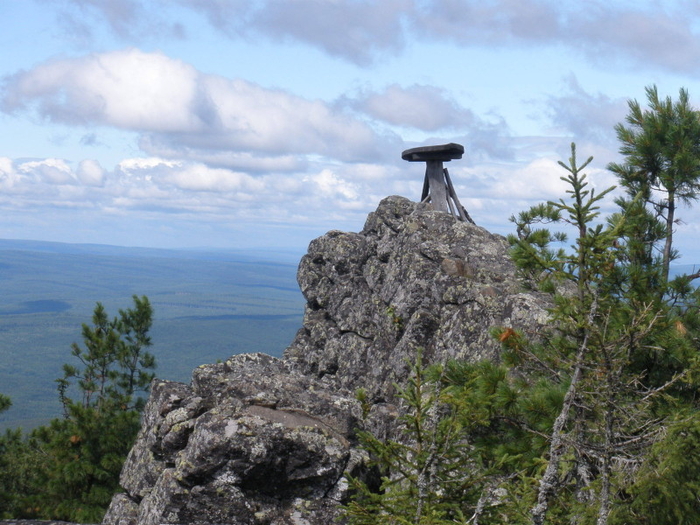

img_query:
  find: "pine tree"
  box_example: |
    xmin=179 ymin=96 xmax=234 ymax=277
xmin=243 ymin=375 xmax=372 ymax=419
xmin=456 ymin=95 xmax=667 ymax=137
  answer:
xmin=608 ymin=85 xmax=700 ymax=283
xmin=507 ymin=143 xmax=698 ymax=524
xmin=508 ymin=144 xmax=624 ymax=523
xmin=343 ymin=351 xmax=485 ymax=525
xmin=0 ymin=395 xmax=9 ymax=415
xmin=58 ymin=295 xmax=155 ymax=414
xmin=0 ymin=295 xmax=156 ymax=522
xmin=611 ymin=411 xmax=700 ymax=524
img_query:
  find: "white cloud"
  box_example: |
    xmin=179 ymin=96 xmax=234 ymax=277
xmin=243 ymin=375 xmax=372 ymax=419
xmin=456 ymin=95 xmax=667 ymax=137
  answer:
xmin=0 ymin=157 xmax=22 ymax=190
xmin=1 ymin=49 xmax=395 ymax=164
xmin=117 ymin=157 xmax=179 ymax=171
xmin=18 ymin=158 xmax=76 ymax=185
xmin=76 ymin=159 xmax=106 ymax=186
xmin=160 ymin=163 xmax=265 ymax=193
xmin=481 ymin=158 xmax=570 ymax=201
xmin=140 ymin=150 xmax=306 ymax=174
xmin=306 ymin=169 xmax=359 ymax=200
xmin=2 ymin=49 xmax=201 ymax=131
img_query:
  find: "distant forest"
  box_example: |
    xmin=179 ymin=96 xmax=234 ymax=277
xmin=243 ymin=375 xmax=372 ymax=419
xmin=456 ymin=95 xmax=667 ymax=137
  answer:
xmin=0 ymin=240 xmax=305 ymax=431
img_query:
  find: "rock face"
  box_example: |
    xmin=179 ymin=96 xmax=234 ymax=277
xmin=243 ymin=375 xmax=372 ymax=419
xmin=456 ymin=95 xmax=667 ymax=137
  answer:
xmin=103 ymin=196 xmax=550 ymax=525
xmin=286 ymin=196 xmax=549 ymax=401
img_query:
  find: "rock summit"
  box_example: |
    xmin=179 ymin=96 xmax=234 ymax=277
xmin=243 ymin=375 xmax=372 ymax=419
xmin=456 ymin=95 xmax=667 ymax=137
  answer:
xmin=103 ymin=196 xmax=549 ymax=525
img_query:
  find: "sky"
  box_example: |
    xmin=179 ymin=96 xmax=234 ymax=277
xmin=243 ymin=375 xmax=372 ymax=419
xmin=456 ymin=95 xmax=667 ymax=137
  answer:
xmin=3 ymin=0 xmax=700 ymax=263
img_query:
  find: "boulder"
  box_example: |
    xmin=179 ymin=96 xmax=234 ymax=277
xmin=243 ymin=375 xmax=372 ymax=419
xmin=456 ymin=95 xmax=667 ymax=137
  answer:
xmin=104 ymin=354 xmax=364 ymax=525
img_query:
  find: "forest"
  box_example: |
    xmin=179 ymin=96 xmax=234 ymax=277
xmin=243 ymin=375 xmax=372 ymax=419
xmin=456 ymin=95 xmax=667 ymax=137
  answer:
xmin=0 ymin=243 xmax=303 ymax=431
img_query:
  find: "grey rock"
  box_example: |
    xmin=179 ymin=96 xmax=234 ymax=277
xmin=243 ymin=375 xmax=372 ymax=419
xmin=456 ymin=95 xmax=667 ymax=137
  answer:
xmin=286 ymin=195 xmax=549 ymax=401
xmin=103 ymin=196 xmax=550 ymax=525
xmin=104 ymin=354 xmax=361 ymax=525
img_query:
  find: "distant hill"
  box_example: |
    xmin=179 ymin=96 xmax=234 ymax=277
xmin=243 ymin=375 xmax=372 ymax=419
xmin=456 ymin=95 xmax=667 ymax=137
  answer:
xmin=0 ymin=239 xmax=305 ymax=431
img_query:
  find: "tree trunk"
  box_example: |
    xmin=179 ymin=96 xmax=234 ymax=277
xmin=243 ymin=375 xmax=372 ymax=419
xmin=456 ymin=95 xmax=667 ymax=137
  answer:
xmin=532 ymin=297 xmax=598 ymax=525
xmin=531 ymin=356 xmax=584 ymax=525
xmin=662 ymin=195 xmax=675 ymax=283
xmin=596 ymin=364 xmax=615 ymax=525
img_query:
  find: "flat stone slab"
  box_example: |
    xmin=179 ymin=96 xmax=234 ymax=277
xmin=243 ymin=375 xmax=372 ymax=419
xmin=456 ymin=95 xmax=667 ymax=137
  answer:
xmin=401 ymin=143 xmax=464 ymax=162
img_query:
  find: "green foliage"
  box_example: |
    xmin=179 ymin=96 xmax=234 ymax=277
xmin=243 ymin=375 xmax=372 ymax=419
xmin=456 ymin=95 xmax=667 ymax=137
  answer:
xmin=509 ymin=143 xmax=616 ymax=295
xmin=506 ymin=143 xmax=700 ymax=524
xmin=0 ymin=295 xmax=156 ymax=522
xmin=608 ymin=85 xmax=700 ymax=283
xmin=611 ymin=411 xmax=700 ymax=525
xmin=0 ymin=428 xmax=44 ymax=519
xmin=25 ymin=403 xmax=141 ymax=522
xmin=344 ymin=351 xmax=481 ymax=524
xmin=58 ymin=295 xmax=155 ymax=414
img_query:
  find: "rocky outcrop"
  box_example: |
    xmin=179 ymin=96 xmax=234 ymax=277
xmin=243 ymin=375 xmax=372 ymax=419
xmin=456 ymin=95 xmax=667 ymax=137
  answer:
xmin=286 ymin=196 xmax=549 ymax=401
xmin=104 ymin=353 xmax=366 ymax=525
xmin=103 ymin=196 xmax=550 ymax=525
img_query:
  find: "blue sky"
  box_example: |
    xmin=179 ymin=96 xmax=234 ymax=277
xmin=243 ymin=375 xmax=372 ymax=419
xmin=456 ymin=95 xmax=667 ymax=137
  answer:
xmin=2 ymin=0 xmax=700 ymax=263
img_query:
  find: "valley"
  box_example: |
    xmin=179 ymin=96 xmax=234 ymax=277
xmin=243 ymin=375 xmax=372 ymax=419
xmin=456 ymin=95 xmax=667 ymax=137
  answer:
xmin=0 ymin=239 xmax=306 ymax=431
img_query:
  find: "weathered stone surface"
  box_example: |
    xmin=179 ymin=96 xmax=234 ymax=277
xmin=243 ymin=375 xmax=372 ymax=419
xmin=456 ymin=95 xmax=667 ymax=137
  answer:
xmin=285 ymin=195 xmax=549 ymax=401
xmin=104 ymin=353 xmax=363 ymax=525
xmin=103 ymin=195 xmax=550 ymax=525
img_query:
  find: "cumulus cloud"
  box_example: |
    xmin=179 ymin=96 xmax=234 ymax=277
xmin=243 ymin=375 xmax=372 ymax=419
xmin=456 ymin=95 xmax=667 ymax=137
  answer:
xmin=476 ymin=157 xmax=571 ymax=201
xmin=1 ymin=49 xmax=397 ymax=164
xmin=0 ymin=157 xmax=21 ymax=190
xmin=0 ymin=150 xmax=395 ymax=232
xmin=306 ymin=169 xmax=359 ymax=200
xmin=2 ymin=49 xmax=203 ymax=130
xmin=161 ymin=164 xmax=265 ymax=193
xmin=76 ymin=159 xmax=106 ymax=186
xmin=19 ymin=158 xmax=76 ymax=185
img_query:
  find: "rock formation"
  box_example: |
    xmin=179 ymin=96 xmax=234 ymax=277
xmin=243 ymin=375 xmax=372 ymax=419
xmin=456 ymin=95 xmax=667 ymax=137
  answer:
xmin=102 ymin=196 xmax=550 ymax=525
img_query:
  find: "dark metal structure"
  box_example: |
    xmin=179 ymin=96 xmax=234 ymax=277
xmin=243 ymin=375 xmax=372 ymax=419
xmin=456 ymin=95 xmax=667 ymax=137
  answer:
xmin=401 ymin=143 xmax=473 ymax=223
